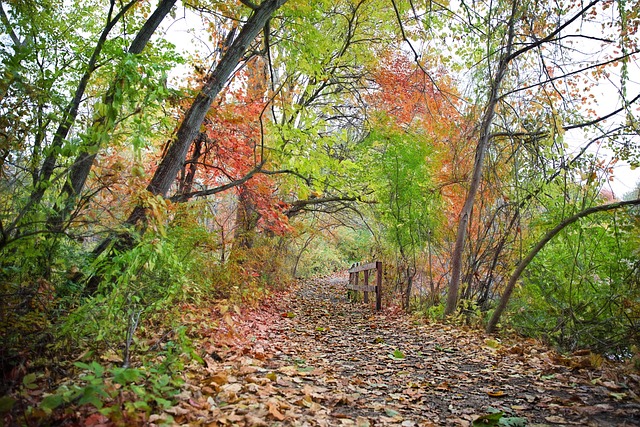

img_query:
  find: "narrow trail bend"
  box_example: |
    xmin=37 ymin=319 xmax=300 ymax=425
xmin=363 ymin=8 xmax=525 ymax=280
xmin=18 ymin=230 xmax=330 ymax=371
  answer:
xmin=175 ymin=275 xmax=640 ymax=426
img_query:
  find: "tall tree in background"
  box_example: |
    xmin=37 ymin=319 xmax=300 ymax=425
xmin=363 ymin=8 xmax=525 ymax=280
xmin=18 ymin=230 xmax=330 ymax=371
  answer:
xmin=441 ymin=0 xmax=640 ymax=315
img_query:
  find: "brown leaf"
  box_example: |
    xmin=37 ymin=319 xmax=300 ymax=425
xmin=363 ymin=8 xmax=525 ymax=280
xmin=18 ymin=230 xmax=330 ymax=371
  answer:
xmin=244 ymin=414 xmax=269 ymax=426
xmin=267 ymin=400 xmax=286 ymax=421
xmin=545 ymin=415 xmax=568 ymax=424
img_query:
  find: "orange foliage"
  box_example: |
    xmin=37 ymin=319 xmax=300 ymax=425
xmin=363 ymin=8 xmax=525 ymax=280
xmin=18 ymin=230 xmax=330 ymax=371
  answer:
xmin=180 ymin=57 xmax=291 ymax=235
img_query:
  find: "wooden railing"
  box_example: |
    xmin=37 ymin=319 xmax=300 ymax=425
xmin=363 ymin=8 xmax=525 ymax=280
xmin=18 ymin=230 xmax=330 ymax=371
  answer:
xmin=347 ymin=261 xmax=382 ymax=311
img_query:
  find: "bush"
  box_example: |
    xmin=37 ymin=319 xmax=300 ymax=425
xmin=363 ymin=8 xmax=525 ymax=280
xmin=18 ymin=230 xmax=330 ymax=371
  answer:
xmin=506 ymin=211 xmax=640 ymax=357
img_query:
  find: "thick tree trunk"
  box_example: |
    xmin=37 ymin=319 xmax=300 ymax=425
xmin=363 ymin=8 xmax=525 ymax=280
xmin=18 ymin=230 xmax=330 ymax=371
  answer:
xmin=141 ymin=0 xmax=286 ymax=203
xmin=178 ymin=133 xmax=204 ymax=196
xmin=486 ymin=198 xmax=640 ymax=333
xmin=88 ymin=0 xmax=287 ymax=265
xmin=234 ymin=185 xmax=261 ymax=249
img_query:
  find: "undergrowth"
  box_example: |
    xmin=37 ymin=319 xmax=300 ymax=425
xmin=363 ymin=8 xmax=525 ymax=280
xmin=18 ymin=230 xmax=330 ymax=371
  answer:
xmin=0 ymin=206 xmax=294 ymax=424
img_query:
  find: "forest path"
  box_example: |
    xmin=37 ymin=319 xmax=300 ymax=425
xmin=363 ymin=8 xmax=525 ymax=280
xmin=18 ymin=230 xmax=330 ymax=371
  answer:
xmin=173 ymin=274 xmax=640 ymax=426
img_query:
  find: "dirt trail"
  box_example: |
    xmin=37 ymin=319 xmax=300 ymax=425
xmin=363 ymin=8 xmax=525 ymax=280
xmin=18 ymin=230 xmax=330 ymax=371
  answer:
xmin=176 ymin=275 xmax=640 ymax=426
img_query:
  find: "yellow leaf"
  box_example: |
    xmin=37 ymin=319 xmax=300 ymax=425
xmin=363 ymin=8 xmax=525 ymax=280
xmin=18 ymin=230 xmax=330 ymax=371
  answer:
xmin=484 ymin=339 xmax=501 ymax=349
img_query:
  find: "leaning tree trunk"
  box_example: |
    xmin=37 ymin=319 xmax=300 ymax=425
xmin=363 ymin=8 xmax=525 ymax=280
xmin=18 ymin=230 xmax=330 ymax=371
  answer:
xmin=128 ymin=0 xmax=286 ymax=220
xmin=48 ymin=0 xmax=177 ymax=233
xmin=485 ymin=198 xmax=640 ymax=333
xmin=88 ymin=0 xmax=288 ymax=270
xmin=444 ymin=1 xmax=518 ymax=316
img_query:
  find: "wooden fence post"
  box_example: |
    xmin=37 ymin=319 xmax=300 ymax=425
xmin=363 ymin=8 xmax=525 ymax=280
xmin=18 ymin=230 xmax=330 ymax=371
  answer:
xmin=354 ymin=268 xmax=359 ymax=302
xmin=363 ymin=269 xmax=369 ymax=303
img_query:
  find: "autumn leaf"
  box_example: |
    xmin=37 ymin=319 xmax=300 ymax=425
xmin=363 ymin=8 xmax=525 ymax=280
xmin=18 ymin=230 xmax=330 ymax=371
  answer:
xmin=267 ymin=400 xmax=286 ymax=421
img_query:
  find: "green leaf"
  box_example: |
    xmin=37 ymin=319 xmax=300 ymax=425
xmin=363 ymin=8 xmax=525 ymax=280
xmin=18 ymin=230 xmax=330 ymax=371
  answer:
xmin=113 ymin=368 xmax=142 ymax=385
xmin=77 ymin=386 xmax=104 ymax=409
xmin=22 ymin=372 xmax=36 ymax=385
xmin=388 ymin=349 xmax=405 ymax=360
xmin=156 ymin=374 xmax=171 ymax=388
xmin=473 ymin=411 xmax=503 ymax=426
xmin=0 ymin=396 xmax=16 ymax=413
xmin=133 ymin=400 xmax=151 ymax=410
xmin=41 ymin=394 xmax=64 ymax=414
xmin=22 ymin=373 xmax=38 ymax=389
xmin=154 ymin=397 xmax=172 ymax=409
xmin=73 ymin=361 xmax=91 ymax=371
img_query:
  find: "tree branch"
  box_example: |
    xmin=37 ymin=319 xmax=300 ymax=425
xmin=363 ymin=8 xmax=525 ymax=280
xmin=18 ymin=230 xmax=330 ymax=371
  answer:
xmin=487 ymin=197 xmax=640 ymax=333
xmin=169 ymin=161 xmax=265 ymax=202
xmin=505 ymin=0 xmax=600 ymax=62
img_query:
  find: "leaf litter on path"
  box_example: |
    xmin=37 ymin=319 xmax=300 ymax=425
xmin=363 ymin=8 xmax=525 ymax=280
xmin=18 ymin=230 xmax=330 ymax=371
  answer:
xmin=168 ymin=274 xmax=639 ymax=426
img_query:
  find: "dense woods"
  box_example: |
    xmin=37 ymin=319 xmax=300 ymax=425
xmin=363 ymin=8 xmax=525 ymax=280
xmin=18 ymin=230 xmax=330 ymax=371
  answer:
xmin=1 ymin=0 xmax=639 ymax=423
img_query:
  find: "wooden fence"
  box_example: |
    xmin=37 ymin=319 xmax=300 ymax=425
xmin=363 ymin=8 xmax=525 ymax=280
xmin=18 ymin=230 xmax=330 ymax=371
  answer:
xmin=347 ymin=261 xmax=382 ymax=311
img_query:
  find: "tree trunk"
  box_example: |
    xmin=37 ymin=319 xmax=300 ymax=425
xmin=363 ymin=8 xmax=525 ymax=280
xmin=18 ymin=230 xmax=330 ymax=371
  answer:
xmin=178 ymin=132 xmax=204 ymax=196
xmin=486 ymin=198 xmax=640 ymax=333
xmin=234 ymin=185 xmax=261 ymax=249
xmin=48 ymin=0 xmax=177 ymax=232
xmin=444 ymin=1 xmax=518 ymax=316
xmin=141 ymin=0 xmax=285 ymax=203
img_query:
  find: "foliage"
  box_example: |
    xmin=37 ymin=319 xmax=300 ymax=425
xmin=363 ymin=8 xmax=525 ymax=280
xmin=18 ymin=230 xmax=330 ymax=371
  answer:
xmin=289 ymin=223 xmax=372 ymax=278
xmin=506 ymin=186 xmax=640 ymax=355
xmin=1 ymin=0 xmax=640 ymax=422
xmin=29 ymin=359 xmax=184 ymax=425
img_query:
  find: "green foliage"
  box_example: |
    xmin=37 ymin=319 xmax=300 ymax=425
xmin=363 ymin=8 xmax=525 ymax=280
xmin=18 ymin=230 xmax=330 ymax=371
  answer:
xmin=507 ymin=196 xmax=640 ymax=356
xmin=34 ymin=360 xmax=182 ymax=423
xmin=292 ymin=225 xmax=372 ymax=278
xmin=364 ymin=122 xmax=443 ymax=251
xmin=359 ymin=121 xmax=443 ymax=308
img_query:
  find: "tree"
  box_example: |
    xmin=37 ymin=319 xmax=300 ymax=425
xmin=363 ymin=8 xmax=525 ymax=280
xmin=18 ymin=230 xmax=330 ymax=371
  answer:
xmin=438 ymin=0 xmax=640 ymax=315
xmin=91 ymin=0 xmax=288 ymax=259
xmin=0 ymin=0 xmax=179 ymax=252
xmin=486 ymin=197 xmax=640 ymax=333
xmin=48 ymin=0 xmax=178 ymax=233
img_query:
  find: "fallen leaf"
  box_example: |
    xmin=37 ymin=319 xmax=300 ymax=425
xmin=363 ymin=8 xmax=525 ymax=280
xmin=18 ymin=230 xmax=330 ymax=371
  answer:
xmin=545 ymin=415 xmax=568 ymax=424
xmin=267 ymin=400 xmax=286 ymax=421
xmin=244 ymin=414 xmax=269 ymax=426
xmin=356 ymin=416 xmax=371 ymax=427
